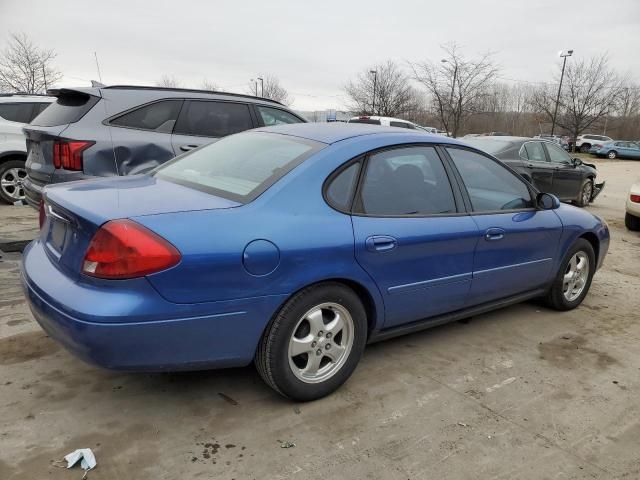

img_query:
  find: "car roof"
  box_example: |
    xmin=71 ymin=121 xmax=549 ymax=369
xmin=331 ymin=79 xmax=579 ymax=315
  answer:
xmin=254 ymin=122 xmax=463 ymax=145
xmin=0 ymin=94 xmax=54 ymax=103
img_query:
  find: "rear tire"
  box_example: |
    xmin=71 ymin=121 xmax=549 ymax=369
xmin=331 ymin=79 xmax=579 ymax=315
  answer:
xmin=580 ymin=144 xmax=591 ymax=153
xmin=543 ymin=239 xmax=595 ymax=311
xmin=626 ymin=212 xmax=640 ymax=231
xmin=574 ymin=179 xmax=593 ymax=207
xmin=607 ymin=150 xmax=617 ymax=159
xmin=255 ymin=282 xmax=367 ymax=401
xmin=0 ymin=159 xmax=27 ymax=204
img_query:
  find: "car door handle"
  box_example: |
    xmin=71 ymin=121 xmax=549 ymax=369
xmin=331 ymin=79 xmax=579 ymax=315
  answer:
xmin=484 ymin=228 xmax=505 ymax=241
xmin=180 ymin=144 xmax=199 ymax=152
xmin=365 ymin=235 xmax=397 ymax=252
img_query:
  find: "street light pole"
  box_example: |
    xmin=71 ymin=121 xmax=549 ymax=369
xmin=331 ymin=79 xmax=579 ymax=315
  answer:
xmin=257 ymin=77 xmax=264 ymax=97
xmin=370 ymin=70 xmax=377 ymax=115
xmin=551 ymin=49 xmax=573 ymax=136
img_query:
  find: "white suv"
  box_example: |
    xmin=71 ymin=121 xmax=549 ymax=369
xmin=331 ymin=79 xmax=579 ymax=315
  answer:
xmin=0 ymin=94 xmax=54 ymax=203
xmin=347 ymin=115 xmax=423 ymax=130
xmin=576 ymin=134 xmax=612 ymax=154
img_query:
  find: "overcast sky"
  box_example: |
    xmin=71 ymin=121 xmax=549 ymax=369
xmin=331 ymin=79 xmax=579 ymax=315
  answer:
xmin=1 ymin=0 xmax=639 ymax=111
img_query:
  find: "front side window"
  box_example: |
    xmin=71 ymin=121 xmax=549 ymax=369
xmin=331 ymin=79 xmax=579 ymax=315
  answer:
xmin=447 ymin=147 xmax=533 ymax=212
xmin=545 ymin=143 xmax=571 ymax=164
xmin=154 ymin=132 xmax=323 ymax=202
xmin=256 ymin=106 xmax=301 ymax=126
xmin=174 ymin=101 xmax=252 ymax=137
xmin=110 ymin=100 xmax=182 ymax=133
xmin=523 ymin=142 xmax=547 ymax=162
xmin=0 ymin=103 xmax=34 ymax=123
xmin=357 ymin=146 xmax=456 ymax=216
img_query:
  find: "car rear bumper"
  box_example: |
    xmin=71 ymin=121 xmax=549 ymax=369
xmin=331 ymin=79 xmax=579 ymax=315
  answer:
xmin=21 ymin=240 xmax=287 ymax=371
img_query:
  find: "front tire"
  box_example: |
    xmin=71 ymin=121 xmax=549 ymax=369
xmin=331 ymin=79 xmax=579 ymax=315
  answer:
xmin=543 ymin=239 xmax=595 ymax=311
xmin=607 ymin=150 xmax=617 ymax=159
xmin=0 ymin=159 xmax=27 ymax=204
xmin=626 ymin=212 xmax=640 ymax=231
xmin=255 ymin=283 xmax=367 ymax=401
xmin=575 ymin=179 xmax=593 ymax=207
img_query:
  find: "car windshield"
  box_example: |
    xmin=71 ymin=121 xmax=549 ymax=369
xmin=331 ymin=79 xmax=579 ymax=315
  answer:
xmin=461 ymin=138 xmax=513 ymax=154
xmin=154 ymin=132 xmax=323 ymax=202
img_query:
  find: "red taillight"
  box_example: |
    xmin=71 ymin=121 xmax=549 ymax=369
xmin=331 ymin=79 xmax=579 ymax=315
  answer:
xmin=53 ymin=140 xmax=93 ymax=171
xmin=631 ymin=194 xmax=640 ymax=203
xmin=39 ymin=200 xmax=46 ymax=229
xmin=82 ymin=220 xmax=181 ymax=279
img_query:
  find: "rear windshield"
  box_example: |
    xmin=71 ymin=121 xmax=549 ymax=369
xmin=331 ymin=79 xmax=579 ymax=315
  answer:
xmin=348 ymin=118 xmax=381 ymax=125
xmin=154 ymin=132 xmax=324 ymax=203
xmin=461 ymin=138 xmax=513 ymax=154
xmin=31 ymin=93 xmax=99 ymax=127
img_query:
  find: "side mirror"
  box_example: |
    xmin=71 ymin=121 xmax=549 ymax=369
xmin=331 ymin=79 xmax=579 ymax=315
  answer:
xmin=572 ymin=158 xmax=583 ymax=166
xmin=537 ymin=192 xmax=560 ymax=210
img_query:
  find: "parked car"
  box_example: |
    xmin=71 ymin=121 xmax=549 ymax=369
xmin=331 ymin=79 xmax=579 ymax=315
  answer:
xmin=482 ymin=132 xmax=510 ymax=136
xmin=347 ymin=115 xmax=422 ymax=130
xmin=416 ymin=125 xmax=438 ymax=134
xmin=0 ymin=94 xmax=54 ymax=203
xmin=590 ymin=141 xmax=640 ymax=159
xmin=626 ymin=180 xmax=640 ymax=231
xmin=23 ymin=85 xmax=306 ymax=208
xmin=534 ymin=134 xmax=569 ymax=151
xmin=576 ymin=134 xmax=612 ymax=153
xmin=23 ymin=123 xmax=609 ymax=401
xmin=462 ymin=136 xmax=605 ymax=207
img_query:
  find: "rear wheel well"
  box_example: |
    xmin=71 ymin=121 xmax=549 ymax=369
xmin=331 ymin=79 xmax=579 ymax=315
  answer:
xmin=579 ymin=232 xmax=599 ymax=265
xmin=0 ymin=153 xmax=26 ymax=164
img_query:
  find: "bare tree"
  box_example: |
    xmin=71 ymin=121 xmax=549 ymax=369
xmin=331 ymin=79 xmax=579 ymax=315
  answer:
xmin=247 ymin=75 xmax=293 ymax=105
xmin=0 ymin=33 xmax=62 ymax=94
xmin=200 ymin=79 xmax=219 ymax=91
xmin=412 ymin=43 xmax=499 ymax=137
xmin=344 ymin=60 xmax=417 ymax=117
xmin=530 ymin=54 xmax=624 ymax=148
xmin=156 ymin=75 xmax=181 ymax=88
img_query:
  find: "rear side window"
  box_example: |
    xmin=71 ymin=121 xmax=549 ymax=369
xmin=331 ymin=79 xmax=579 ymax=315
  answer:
xmin=325 ymin=162 xmax=360 ymax=211
xmin=523 ymin=142 xmax=547 ymax=162
xmin=348 ymin=118 xmax=381 ymax=125
xmin=0 ymin=103 xmax=34 ymax=123
xmin=110 ymin=100 xmax=182 ymax=133
xmin=31 ymin=93 xmax=99 ymax=127
xmin=447 ymin=148 xmax=533 ymax=212
xmin=256 ymin=106 xmax=302 ymax=126
xmin=154 ymin=132 xmax=323 ymax=202
xmin=357 ymin=146 xmax=456 ymax=216
xmin=174 ymin=101 xmax=252 ymax=137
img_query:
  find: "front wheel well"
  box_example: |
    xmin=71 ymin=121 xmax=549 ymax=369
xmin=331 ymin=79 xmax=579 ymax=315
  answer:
xmin=579 ymin=232 xmax=600 ymax=265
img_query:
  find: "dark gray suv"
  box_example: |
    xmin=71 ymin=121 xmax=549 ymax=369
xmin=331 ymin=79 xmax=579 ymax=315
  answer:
xmin=23 ymin=85 xmax=306 ymax=208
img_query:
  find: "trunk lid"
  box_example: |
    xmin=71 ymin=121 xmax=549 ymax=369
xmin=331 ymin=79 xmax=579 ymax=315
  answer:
xmin=42 ymin=175 xmax=240 ymax=279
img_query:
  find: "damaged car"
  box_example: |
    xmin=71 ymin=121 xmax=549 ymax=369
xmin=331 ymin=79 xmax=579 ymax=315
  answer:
xmin=462 ymin=136 xmax=605 ymax=207
xmin=22 ymin=85 xmax=306 ymax=208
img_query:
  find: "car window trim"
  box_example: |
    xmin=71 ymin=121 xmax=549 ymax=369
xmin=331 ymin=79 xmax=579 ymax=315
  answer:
xmin=349 ymin=143 xmax=465 ymax=218
xmin=441 ymin=145 xmax=539 ymax=215
xmin=173 ymin=99 xmax=256 ymax=138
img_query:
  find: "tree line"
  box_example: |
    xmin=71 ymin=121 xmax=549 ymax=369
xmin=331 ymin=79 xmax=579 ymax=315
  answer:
xmin=1 ymin=33 xmax=638 ymax=140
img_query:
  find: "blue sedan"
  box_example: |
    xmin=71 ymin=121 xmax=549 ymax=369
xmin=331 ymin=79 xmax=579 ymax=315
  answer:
xmin=22 ymin=124 xmax=610 ymax=400
xmin=591 ymin=141 xmax=640 ymax=159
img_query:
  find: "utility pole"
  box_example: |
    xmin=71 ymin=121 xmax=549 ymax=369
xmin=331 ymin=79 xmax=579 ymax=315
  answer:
xmin=42 ymin=65 xmax=48 ymax=92
xmin=370 ymin=70 xmax=377 ymax=115
xmin=551 ymin=49 xmax=573 ymax=136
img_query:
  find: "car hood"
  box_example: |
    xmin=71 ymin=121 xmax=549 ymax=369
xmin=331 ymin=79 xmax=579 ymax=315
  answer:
xmin=44 ymin=174 xmax=240 ymax=226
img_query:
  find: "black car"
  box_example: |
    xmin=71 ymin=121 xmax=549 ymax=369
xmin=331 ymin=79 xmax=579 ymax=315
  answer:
xmin=462 ymin=136 xmax=605 ymax=207
xmin=23 ymin=85 xmax=306 ymax=208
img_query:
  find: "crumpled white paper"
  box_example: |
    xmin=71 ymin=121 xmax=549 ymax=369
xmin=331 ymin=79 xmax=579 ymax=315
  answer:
xmin=64 ymin=448 xmax=97 ymax=471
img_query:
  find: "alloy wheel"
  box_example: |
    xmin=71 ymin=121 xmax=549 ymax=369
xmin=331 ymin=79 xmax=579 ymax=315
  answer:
xmin=0 ymin=167 xmax=27 ymax=201
xmin=288 ymin=302 xmax=354 ymax=384
xmin=563 ymin=251 xmax=589 ymax=302
xmin=582 ymin=182 xmax=592 ymax=205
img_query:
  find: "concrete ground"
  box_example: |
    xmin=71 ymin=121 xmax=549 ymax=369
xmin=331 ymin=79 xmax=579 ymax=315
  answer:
xmin=1 ymin=159 xmax=639 ymax=480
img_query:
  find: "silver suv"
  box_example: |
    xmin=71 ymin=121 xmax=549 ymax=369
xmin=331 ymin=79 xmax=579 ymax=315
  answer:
xmin=0 ymin=94 xmax=54 ymax=203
